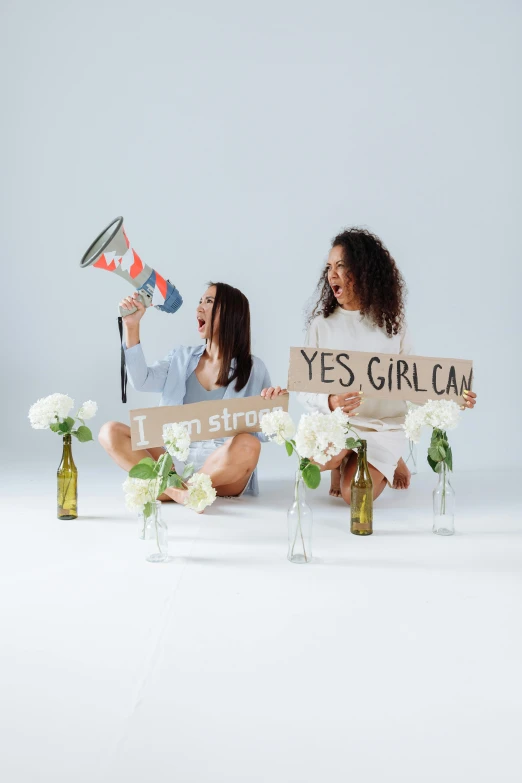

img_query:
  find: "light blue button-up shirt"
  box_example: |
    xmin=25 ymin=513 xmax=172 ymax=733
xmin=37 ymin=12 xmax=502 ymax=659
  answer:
xmin=124 ymin=342 xmax=273 ymax=495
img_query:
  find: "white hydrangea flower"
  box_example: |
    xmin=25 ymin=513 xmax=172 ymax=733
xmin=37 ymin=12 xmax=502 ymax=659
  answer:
xmin=403 ymin=402 xmax=425 ymax=443
xmin=404 ymin=399 xmax=461 ymax=443
xmin=28 ymin=393 xmax=74 ymax=429
xmin=184 ymin=472 xmax=217 ymax=513
xmin=163 ymin=422 xmax=191 ymax=462
xmin=260 ymin=409 xmax=296 ymax=445
xmin=122 ymin=476 xmax=156 ymax=512
xmin=295 ymin=410 xmax=347 ymax=465
xmin=78 ymin=400 xmax=98 ymax=420
xmin=423 ymin=399 xmax=461 ymax=431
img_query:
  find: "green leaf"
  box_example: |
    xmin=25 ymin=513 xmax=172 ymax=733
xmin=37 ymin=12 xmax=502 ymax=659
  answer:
xmin=129 ymin=462 xmax=156 ymax=480
xmin=168 ymin=473 xmax=184 ymax=489
xmin=299 ymin=458 xmax=310 ymax=472
xmin=445 ymin=446 xmax=453 ymax=472
xmin=157 ymin=475 xmax=168 ymax=498
xmin=302 ymin=463 xmax=321 ymax=490
xmin=143 ymin=501 xmax=154 ymax=518
xmin=182 ymin=462 xmax=194 ymax=479
xmin=58 ymin=417 xmax=75 ymax=434
xmin=437 ymin=445 xmax=446 ymax=460
xmin=139 ymin=457 xmax=157 ymax=469
xmin=73 ymin=425 xmax=93 ymax=443
xmin=285 ymin=441 xmax=294 ymax=457
xmin=345 ymin=437 xmax=359 ymax=449
xmin=427 ymin=454 xmax=439 ymax=473
xmin=158 ymin=453 xmax=173 ymax=478
xmin=428 ymin=446 xmax=442 ymax=463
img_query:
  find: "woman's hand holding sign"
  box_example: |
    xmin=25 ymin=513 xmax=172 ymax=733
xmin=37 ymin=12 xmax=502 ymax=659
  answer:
xmin=461 ymin=389 xmax=477 ymax=410
xmin=328 ymin=392 xmax=363 ymax=415
xmin=261 ymin=386 xmax=289 ymax=400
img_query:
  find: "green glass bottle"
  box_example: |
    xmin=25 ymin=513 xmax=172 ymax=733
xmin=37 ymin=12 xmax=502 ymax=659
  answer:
xmin=350 ymin=439 xmax=373 ymax=535
xmin=57 ymin=434 xmax=78 ymax=520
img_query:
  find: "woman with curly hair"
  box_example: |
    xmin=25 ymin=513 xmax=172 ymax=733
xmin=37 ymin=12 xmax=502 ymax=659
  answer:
xmin=297 ymin=228 xmax=477 ymax=503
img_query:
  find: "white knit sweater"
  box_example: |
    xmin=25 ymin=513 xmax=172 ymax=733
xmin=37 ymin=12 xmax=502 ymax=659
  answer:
xmin=297 ymin=308 xmax=413 ymax=432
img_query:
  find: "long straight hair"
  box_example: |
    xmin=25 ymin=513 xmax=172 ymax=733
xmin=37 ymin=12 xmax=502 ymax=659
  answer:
xmin=207 ymin=282 xmax=253 ymax=392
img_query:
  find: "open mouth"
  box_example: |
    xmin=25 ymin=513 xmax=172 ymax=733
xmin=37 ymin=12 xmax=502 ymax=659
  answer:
xmin=332 ymin=284 xmax=343 ymax=297
xmin=197 ymin=317 xmax=206 ymax=330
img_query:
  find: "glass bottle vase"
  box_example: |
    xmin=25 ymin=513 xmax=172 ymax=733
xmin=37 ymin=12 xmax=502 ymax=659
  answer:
xmin=143 ymin=501 xmax=169 ymax=562
xmin=57 ymin=434 xmax=78 ymax=520
xmin=405 ymin=439 xmax=418 ymax=475
xmin=350 ymin=440 xmax=373 ymax=535
xmin=287 ymin=471 xmax=312 ymax=564
xmin=432 ymin=463 xmax=455 ymax=536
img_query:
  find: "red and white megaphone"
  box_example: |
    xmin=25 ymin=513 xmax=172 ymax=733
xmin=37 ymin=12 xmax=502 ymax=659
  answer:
xmin=80 ymin=217 xmax=183 ymax=402
xmin=80 ymin=216 xmax=182 ymax=317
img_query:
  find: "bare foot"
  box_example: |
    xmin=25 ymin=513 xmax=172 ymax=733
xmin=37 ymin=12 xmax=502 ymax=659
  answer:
xmin=162 ymin=486 xmax=204 ymax=514
xmin=329 ymin=466 xmax=342 ymax=498
xmin=392 ymin=457 xmax=411 ymax=490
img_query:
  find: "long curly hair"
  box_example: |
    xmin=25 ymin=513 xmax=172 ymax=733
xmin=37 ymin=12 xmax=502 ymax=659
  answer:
xmin=308 ymin=228 xmax=406 ymax=336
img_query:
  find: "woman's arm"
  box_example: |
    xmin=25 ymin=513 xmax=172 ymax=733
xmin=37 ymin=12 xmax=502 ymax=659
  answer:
xmin=121 ymin=293 xmax=173 ymax=393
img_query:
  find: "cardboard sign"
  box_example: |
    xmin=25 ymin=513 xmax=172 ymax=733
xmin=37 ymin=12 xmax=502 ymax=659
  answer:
xmin=287 ymin=348 xmax=473 ymax=404
xmin=130 ymin=394 xmax=289 ymax=451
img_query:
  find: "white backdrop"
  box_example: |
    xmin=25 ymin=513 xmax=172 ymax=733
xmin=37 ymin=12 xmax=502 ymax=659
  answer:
xmin=1 ymin=0 xmax=520 ymax=475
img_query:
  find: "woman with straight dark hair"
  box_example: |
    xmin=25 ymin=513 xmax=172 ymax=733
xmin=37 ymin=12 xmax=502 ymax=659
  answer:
xmin=99 ymin=282 xmax=286 ymax=507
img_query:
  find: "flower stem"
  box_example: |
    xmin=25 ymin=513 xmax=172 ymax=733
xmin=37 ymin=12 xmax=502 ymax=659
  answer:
xmin=290 ymin=471 xmax=308 ymax=562
xmin=441 ymin=462 xmax=446 ymax=516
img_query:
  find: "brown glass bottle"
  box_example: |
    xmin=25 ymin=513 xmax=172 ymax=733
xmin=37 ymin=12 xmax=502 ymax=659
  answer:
xmin=350 ymin=440 xmax=373 ymax=535
xmin=57 ymin=434 xmax=78 ymax=519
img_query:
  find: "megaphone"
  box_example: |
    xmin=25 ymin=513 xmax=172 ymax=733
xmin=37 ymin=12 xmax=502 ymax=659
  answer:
xmin=80 ymin=216 xmax=182 ymax=317
xmin=80 ymin=217 xmax=183 ymax=403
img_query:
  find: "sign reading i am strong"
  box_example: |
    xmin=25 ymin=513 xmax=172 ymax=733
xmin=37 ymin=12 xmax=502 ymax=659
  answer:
xmin=130 ymin=394 xmax=289 ymax=451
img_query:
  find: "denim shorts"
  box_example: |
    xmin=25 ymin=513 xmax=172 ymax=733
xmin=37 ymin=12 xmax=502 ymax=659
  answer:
xmin=173 ymin=437 xmax=257 ymax=497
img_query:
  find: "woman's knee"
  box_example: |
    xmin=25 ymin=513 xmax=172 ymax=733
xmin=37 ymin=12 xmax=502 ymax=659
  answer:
xmin=340 ymin=484 xmax=352 ymax=506
xmin=229 ymin=433 xmax=261 ymax=464
xmin=98 ymin=421 xmax=127 ymax=450
xmin=328 ymin=449 xmax=348 ymax=471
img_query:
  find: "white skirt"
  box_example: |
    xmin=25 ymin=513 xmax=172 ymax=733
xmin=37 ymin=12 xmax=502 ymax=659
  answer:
xmin=350 ymin=427 xmax=406 ymax=486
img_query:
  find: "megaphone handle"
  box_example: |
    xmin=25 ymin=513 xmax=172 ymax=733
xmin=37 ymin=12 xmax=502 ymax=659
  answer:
xmin=118 ymin=316 xmax=128 ymax=404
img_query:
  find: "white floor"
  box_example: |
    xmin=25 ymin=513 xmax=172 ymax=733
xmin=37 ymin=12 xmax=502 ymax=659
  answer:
xmin=1 ymin=467 xmax=522 ymax=782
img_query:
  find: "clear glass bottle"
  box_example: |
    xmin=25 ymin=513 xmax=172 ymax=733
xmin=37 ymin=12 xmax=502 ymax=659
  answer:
xmin=143 ymin=501 xmax=169 ymax=562
xmin=287 ymin=471 xmax=312 ymax=563
xmin=57 ymin=434 xmax=78 ymax=520
xmin=405 ymin=439 xmax=418 ymax=475
xmin=138 ymin=510 xmax=146 ymax=540
xmin=432 ymin=463 xmax=455 ymax=536
xmin=350 ymin=440 xmax=373 ymax=535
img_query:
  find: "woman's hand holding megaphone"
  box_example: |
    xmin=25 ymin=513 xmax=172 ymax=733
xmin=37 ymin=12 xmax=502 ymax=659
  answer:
xmin=120 ymin=293 xmax=146 ymax=348
xmin=120 ymin=293 xmax=146 ymax=326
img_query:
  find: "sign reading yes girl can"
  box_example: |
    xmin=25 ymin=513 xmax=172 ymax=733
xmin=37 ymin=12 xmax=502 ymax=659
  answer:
xmin=130 ymin=395 xmax=289 ymax=450
xmin=287 ymin=348 xmax=473 ymax=403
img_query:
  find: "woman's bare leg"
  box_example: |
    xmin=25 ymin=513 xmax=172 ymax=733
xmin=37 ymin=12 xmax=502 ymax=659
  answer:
xmin=339 ymin=452 xmax=388 ymax=505
xmin=163 ymin=432 xmax=261 ymax=504
xmin=310 ymin=449 xmax=350 ymax=499
xmin=98 ymin=421 xmax=174 ymax=500
xmin=98 ymin=421 xmax=166 ymax=470
xmin=100 ymin=423 xmax=262 ymax=509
